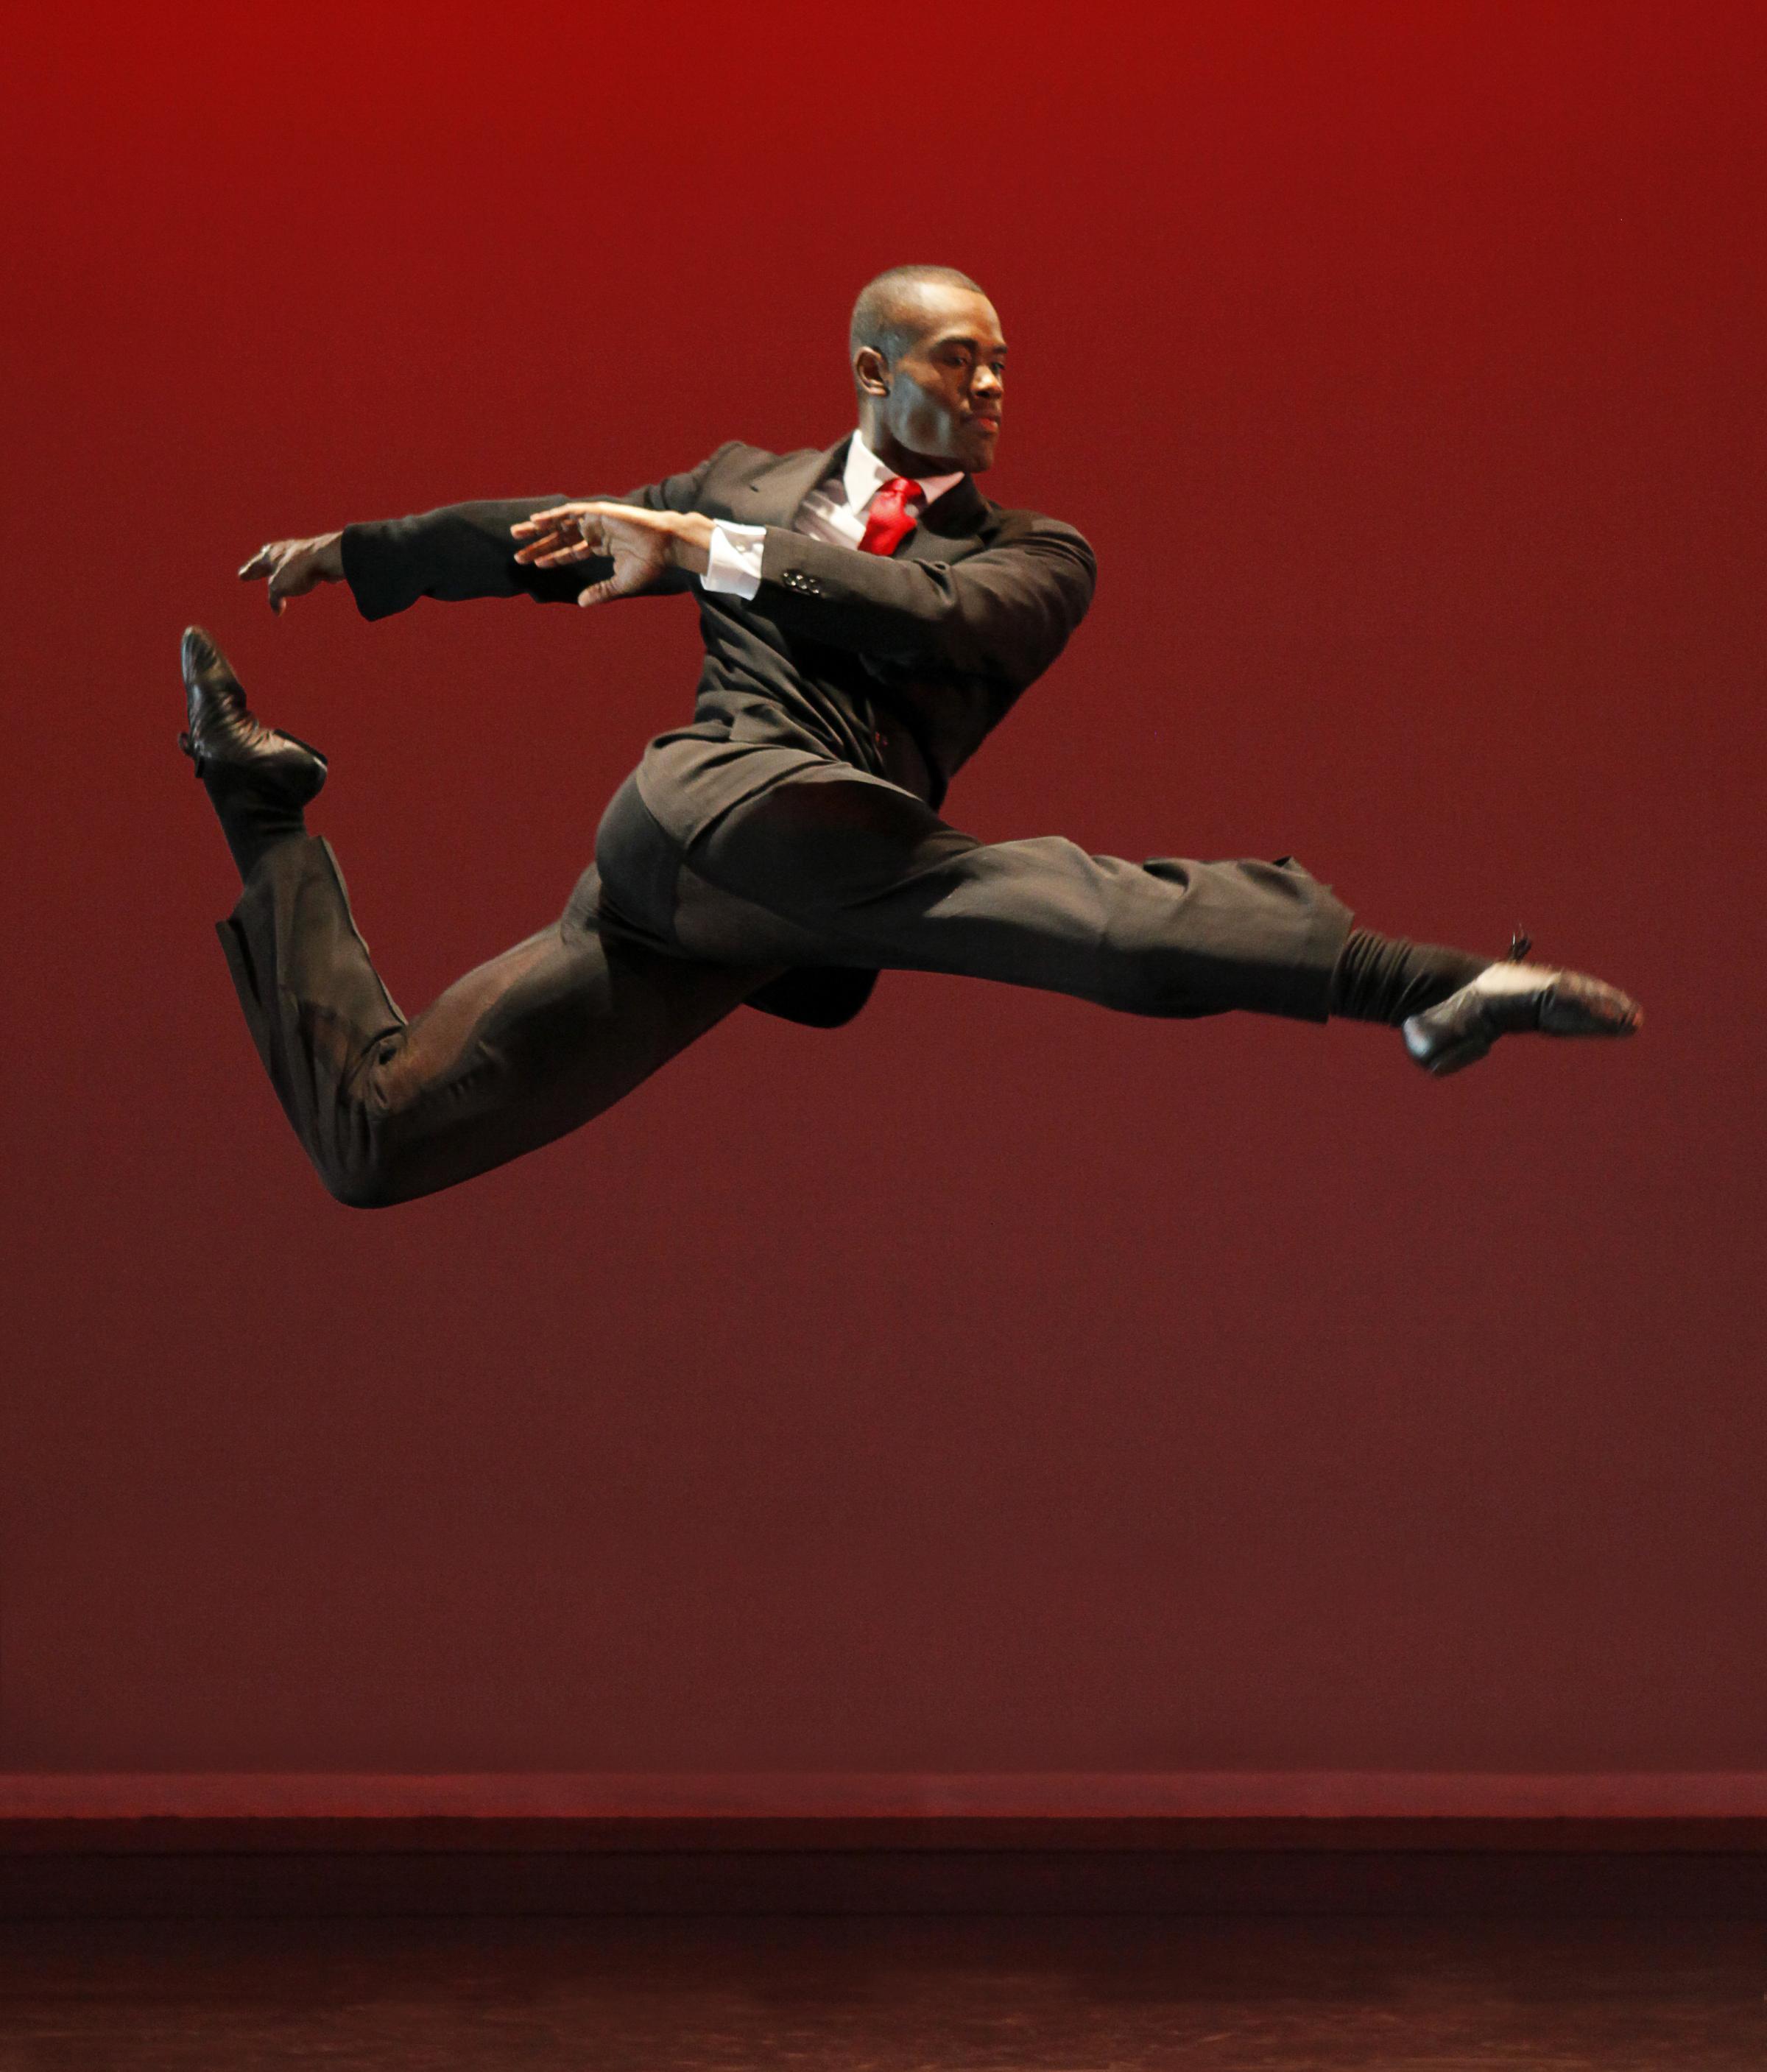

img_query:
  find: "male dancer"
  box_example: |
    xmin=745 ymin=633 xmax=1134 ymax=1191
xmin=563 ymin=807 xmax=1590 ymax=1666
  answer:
xmin=181 ymin=265 xmax=1640 ymax=1208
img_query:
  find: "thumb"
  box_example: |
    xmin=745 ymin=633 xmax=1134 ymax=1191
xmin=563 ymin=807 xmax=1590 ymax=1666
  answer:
xmin=577 ymin=579 xmax=619 ymax=607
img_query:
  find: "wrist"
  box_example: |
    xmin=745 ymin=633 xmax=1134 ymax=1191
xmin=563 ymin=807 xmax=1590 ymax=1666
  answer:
xmin=666 ymin=512 xmax=714 ymax=575
xmin=317 ymin=530 xmax=345 ymax=580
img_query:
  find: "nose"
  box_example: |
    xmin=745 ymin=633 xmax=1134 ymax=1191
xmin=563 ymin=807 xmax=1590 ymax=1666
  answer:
xmin=972 ymin=363 xmax=1004 ymax=401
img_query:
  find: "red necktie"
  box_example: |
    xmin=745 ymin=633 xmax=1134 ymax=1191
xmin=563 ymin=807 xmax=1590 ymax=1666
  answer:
xmin=859 ymin=476 xmax=923 ymax=556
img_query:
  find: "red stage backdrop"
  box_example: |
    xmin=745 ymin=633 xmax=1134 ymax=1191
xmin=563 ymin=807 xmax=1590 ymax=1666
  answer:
xmin=3 ymin=2 xmax=1762 ymax=1813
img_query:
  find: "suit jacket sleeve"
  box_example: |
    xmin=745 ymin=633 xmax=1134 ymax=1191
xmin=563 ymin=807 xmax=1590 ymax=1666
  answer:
xmin=339 ymin=443 xmax=740 ymax=621
xmin=752 ymin=519 xmax=1097 ymax=684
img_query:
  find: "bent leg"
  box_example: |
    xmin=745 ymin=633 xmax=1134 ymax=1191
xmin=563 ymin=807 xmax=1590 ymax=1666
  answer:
xmin=215 ymin=836 xmax=770 ymax=1206
xmin=674 ymin=773 xmax=1355 ymax=1023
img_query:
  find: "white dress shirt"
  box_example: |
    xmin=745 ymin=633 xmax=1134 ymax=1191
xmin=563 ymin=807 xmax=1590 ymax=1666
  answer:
xmin=702 ymin=430 xmax=964 ymax=599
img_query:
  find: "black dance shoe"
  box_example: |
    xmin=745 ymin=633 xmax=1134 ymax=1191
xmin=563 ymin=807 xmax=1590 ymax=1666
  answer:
xmin=177 ymin=626 xmax=328 ymax=804
xmin=1403 ymin=934 xmax=1643 ymax=1076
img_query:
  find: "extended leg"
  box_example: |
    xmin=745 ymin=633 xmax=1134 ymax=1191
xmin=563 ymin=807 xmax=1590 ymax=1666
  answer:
xmin=624 ymin=750 xmax=1639 ymax=1067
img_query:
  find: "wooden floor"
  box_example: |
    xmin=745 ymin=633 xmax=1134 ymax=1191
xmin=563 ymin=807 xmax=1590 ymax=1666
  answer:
xmin=4 ymin=1914 xmax=1766 ymax=2070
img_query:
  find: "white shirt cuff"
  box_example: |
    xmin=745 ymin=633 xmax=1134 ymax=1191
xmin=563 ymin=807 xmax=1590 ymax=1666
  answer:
xmin=703 ymin=519 xmax=767 ymax=599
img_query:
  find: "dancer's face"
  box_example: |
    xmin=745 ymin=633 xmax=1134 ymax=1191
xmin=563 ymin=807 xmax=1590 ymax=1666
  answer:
xmin=856 ymin=284 xmax=1007 ymax=476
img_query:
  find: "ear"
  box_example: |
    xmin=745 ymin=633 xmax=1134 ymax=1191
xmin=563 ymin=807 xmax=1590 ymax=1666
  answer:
xmin=853 ymin=345 xmax=890 ymax=398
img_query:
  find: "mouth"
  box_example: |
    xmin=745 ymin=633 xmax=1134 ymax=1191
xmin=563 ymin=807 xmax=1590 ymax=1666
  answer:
xmin=967 ymin=413 xmax=1002 ymax=433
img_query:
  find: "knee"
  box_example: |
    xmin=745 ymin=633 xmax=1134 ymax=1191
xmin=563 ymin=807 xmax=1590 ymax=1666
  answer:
xmin=319 ymin=1153 xmax=401 ymax=1211
xmin=311 ymin=1040 xmax=417 ymax=1207
xmin=314 ymin=1099 xmax=406 ymax=1210
xmin=328 ymin=1173 xmax=398 ymax=1211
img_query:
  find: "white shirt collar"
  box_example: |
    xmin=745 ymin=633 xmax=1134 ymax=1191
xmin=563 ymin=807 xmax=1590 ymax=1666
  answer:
xmin=843 ymin=429 xmax=964 ymax=515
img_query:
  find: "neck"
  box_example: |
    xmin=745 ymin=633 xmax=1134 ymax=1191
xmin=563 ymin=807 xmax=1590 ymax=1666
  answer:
xmin=858 ymin=416 xmax=964 ymax=480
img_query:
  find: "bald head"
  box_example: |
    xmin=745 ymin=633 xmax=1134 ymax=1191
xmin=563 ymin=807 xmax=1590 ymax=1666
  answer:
xmin=847 ymin=265 xmax=1006 ymax=477
xmin=849 ymin=264 xmax=986 ymax=364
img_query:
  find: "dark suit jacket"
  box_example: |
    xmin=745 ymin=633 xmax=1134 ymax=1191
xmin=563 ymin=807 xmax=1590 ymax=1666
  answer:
xmin=339 ymin=436 xmax=1097 ymax=1025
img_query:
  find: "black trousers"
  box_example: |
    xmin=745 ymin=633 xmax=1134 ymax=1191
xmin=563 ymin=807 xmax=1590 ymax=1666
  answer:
xmin=216 ymin=735 xmax=1354 ymax=1207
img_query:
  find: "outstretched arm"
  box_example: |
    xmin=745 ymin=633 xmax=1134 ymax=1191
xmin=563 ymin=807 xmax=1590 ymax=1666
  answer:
xmin=239 ymin=508 xmax=582 ymax=617
xmin=238 ymin=445 xmax=738 ymax=621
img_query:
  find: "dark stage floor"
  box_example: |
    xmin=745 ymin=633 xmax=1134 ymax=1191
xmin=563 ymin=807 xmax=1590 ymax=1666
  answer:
xmin=3 ymin=1915 xmax=1766 ymax=2070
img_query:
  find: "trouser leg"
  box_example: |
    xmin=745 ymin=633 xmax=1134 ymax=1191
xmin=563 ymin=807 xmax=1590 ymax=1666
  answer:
xmin=669 ymin=771 xmax=1355 ymax=1023
xmin=214 ymin=836 xmax=770 ymax=1207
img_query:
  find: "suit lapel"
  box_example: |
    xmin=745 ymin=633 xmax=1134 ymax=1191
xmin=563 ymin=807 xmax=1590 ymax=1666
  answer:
xmin=739 ymin=440 xmax=847 ymax=526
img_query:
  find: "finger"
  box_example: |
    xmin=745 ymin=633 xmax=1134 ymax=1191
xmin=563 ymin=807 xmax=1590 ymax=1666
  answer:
xmin=577 ymin=578 xmax=620 ymax=607
xmin=512 ymin=529 xmax=571 ymax=563
xmin=523 ymin=504 xmax=590 ymax=529
xmin=519 ymin=526 xmax=587 ymax=559
xmin=534 ymin=539 xmax=597 ymax=567
xmin=578 ymin=500 xmax=658 ymax=529
xmin=509 ymin=510 xmax=584 ymax=536
xmin=239 ymin=546 xmax=275 ymax=580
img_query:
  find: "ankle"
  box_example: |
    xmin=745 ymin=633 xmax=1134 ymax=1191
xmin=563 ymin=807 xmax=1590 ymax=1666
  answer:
xmin=204 ymin=768 xmax=309 ymax=884
xmin=1330 ymin=930 xmax=1490 ymax=1025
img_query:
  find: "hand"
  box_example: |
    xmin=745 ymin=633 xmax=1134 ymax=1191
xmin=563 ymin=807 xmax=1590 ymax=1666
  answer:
xmin=511 ymin=503 xmax=713 ymax=607
xmin=239 ymin=532 xmax=345 ymax=616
